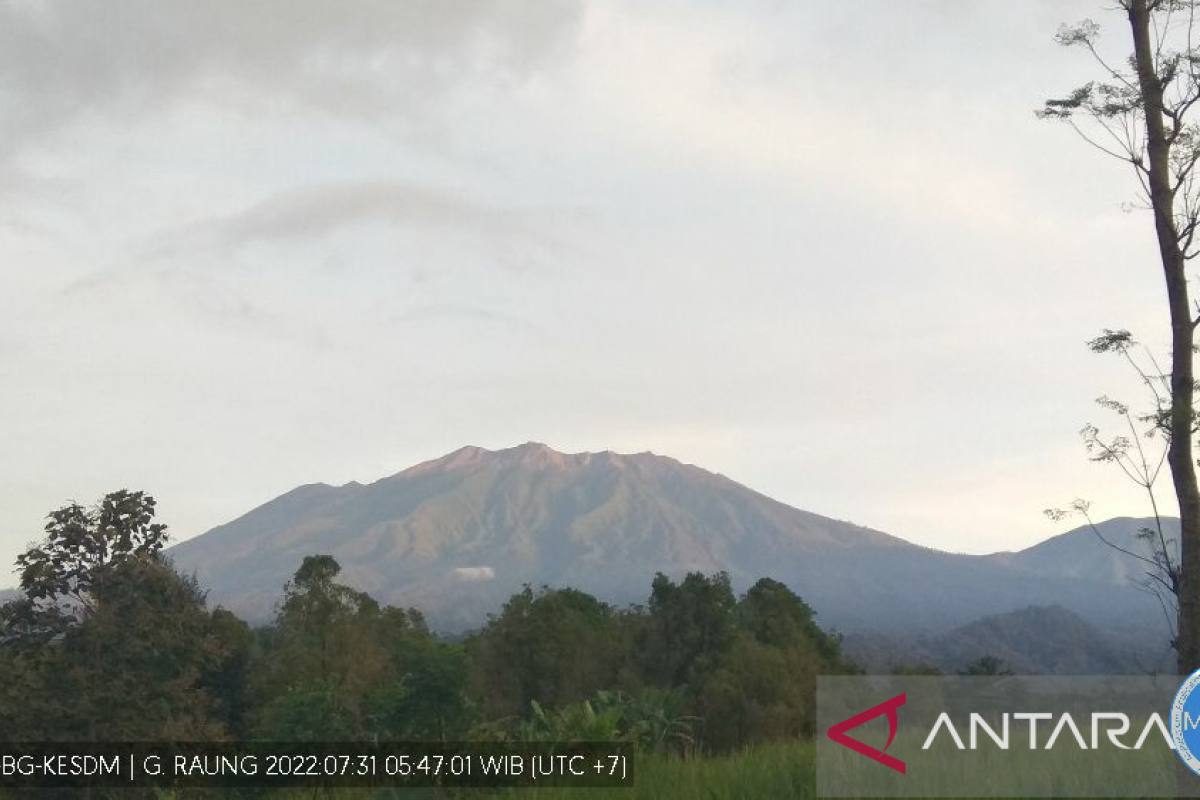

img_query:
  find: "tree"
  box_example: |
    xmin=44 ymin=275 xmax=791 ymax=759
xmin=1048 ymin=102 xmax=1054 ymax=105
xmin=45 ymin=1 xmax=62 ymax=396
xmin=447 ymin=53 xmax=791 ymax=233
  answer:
xmin=468 ymin=586 xmax=622 ymax=718
xmin=3 ymin=490 xmax=168 ymax=640
xmin=52 ymin=558 xmax=235 ymax=740
xmin=1040 ymin=0 xmax=1200 ymax=673
xmin=641 ymin=572 xmax=737 ymax=689
xmin=200 ymin=608 xmax=255 ymax=738
xmin=0 ymin=491 xmax=241 ymax=741
xmin=249 ymin=554 xmax=466 ymax=741
xmin=698 ymin=633 xmax=812 ymax=750
xmin=252 ymin=554 xmax=420 ymax=740
xmin=271 ymin=554 xmax=386 ymax=687
xmin=387 ymin=637 xmax=476 ymax=740
xmin=737 ymin=577 xmax=845 ymax=665
xmin=698 ymin=579 xmax=853 ymax=750
xmin=1044 ymin=331 xmax=1182 ymax=652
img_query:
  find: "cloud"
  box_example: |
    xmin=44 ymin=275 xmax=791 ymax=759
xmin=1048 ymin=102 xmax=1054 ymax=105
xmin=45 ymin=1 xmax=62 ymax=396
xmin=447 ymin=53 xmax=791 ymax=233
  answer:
xmin=0 ymin=337 xmax=28 ymax=365
xmin=388 ymin=304 xmax=539 ymax=334
xmin=560 ymin=1 xmax=1093 ymax=240
xmin=57 ymin=266 xmax=334 ymax=350
xmin=140 ymin=180 xmax=555 ymax=272
xmin=452 ymin=566 xmax=495 ymax=582
xmin=0 ymin=0 xmax=584 ymax=159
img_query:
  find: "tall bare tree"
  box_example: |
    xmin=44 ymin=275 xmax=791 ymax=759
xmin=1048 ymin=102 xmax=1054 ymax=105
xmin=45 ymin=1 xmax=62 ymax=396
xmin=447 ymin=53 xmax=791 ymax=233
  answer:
xmin=1040 ymin=0 xmax=1200 ymax=674
xmin=1046 ymin=329 xmax=1181 ymax=670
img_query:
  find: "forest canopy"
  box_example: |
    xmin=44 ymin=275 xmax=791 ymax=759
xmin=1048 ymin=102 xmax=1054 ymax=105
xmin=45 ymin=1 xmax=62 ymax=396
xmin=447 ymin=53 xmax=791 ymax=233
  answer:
xmin=0 ymin=491 xmax=858 ymax=753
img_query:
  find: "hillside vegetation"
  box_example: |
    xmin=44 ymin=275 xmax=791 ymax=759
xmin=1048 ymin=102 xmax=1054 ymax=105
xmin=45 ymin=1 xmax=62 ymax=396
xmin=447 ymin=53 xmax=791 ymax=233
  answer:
xmin=0 ymin=491 xmax=865 ymax=757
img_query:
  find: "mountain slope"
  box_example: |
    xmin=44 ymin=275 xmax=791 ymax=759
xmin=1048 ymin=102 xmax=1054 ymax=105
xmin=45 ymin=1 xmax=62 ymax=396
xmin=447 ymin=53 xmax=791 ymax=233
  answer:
xmin=991 ymin=516 xmax=1179 ymax=585
xmin=842 ymin=605 xmax=1158 ymax=674
xmin=167 ymin=443 xmax=1164 ymax=635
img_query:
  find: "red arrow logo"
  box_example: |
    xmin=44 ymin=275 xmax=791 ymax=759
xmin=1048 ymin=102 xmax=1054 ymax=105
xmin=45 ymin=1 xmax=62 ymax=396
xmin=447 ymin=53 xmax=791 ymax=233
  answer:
xmin=826 ymin=693 xmax=906 ymax=774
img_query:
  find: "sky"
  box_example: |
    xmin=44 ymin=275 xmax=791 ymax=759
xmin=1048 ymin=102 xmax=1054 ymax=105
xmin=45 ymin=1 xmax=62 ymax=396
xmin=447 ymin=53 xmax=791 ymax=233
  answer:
xmin=0 ymin=0 xmax=1182 ymax=579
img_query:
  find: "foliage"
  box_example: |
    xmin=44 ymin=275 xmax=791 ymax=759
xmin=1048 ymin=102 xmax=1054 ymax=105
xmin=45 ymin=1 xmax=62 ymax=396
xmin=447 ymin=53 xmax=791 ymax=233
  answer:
xmin=0 ymin=493 xmax=244 ymax=741
xmin=515 ymin=696 xmax=625 ymax=742
xmin=3 ymin=490 xmax=169 ymax=645
xmin=958 ymin=655 xmax=1015 ymax=676
xmin=738 ymin=577 xmax=846 ymax=665
xmin=253 ymin=682 xmax=362 ymax=740
xmin=698 ymin=632 xmax=812 ymax=750
xmin=468 ymin=585 xmax=625 ymax=718
xmin=1045 ymin=329 xmax=1182 ymax=646
xmin=1038 ymin=2 xmax=1200 ymax=230
xmin=618 ymin=687 xmax=697 ymax=754
xmin=16 ymin=489 xmax=168 ymax=608
xmin=479 ymin=687 xmax=696 ymax=756
xmin=641 ymin=571 xmax=738 ymax=689
xmin=388 ymin=637 xmax=476 ymax=740
xmin=1 ymin=493 xmax=862 ymax=755
xmin=892 ymin=663 xmax=944 ymax=676
xmin=250 ymin=554 xmax=466 ymax=741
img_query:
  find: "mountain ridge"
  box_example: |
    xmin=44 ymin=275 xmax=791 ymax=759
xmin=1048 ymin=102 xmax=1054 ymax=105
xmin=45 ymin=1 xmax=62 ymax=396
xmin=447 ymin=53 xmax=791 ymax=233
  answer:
xmin=160 ymin=443 xmax=1167 ymax=642
xmin=842 ymin=605 xmax=1159 ymax=674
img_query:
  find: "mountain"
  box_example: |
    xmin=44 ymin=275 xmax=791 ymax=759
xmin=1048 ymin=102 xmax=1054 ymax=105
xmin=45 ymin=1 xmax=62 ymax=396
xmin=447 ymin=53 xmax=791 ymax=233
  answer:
xmin=842 ymin=605 xmax=1165 ymax=675
xmin=166 ymin=443 xmax=1167 ymax=640
xmin=990 ymin=515 xmax=1179 ymax=585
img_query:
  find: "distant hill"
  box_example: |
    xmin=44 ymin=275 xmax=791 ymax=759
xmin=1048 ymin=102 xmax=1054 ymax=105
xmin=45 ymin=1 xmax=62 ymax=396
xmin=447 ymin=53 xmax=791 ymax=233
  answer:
xmin=842 ymin=605 xmax=1169 ymax=675
xmin=165 ymin=443 xmax=1166 ymax=640
xmin=989 ymin=515 xmax=1179 ymax=586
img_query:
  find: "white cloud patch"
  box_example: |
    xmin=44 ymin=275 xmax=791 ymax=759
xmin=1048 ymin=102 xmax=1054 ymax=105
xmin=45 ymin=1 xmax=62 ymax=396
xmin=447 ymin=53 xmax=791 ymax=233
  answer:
xmin=452 ymin=566 xmax=495 ymax=582
xmin=141 ymin=180 xmax=552 ymax=271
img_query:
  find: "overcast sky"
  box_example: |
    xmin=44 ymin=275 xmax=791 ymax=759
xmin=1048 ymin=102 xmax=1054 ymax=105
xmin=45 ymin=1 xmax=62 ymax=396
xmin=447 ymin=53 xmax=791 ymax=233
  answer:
xmin=0 ymin=0 xmax=1180 ymax=578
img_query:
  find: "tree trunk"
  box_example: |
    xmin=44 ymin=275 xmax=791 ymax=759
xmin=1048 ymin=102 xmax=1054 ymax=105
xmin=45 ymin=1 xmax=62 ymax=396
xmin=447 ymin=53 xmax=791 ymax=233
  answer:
xmin=1127 ymin=0 xmax=1200 ymax=677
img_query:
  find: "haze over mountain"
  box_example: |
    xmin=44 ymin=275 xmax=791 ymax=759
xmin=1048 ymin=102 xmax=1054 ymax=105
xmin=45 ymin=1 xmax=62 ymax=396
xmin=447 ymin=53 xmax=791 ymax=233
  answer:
xmin=163 ymin=443 xmax=1170 ymax=642
xmin=842 ymin=605 xmax=1166 ymax=675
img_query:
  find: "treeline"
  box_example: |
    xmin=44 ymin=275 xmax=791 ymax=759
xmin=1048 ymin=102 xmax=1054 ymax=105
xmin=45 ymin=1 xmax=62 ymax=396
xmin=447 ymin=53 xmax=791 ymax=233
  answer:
xmin=0 ymin=491 xmax=855 ymax=753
